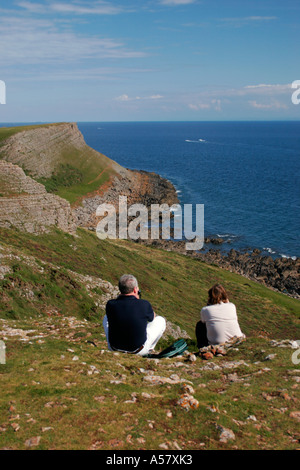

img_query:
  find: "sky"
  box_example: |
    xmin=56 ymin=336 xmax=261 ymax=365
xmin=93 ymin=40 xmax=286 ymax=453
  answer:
xmin=0 ymin=0 xmax=299 ymax=122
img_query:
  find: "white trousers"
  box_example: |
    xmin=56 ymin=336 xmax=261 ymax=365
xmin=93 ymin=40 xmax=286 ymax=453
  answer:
xmin=102 ymin=315 xmax=166 ymax=356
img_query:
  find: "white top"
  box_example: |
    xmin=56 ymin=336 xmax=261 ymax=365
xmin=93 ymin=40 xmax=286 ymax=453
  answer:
xmin=200 ymin=301 xmax=244 ymax=345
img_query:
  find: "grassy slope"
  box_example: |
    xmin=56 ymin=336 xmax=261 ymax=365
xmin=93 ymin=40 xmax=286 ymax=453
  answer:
xmin=0 ymin=227 xmax=299 ymax=339
xmin=39 ymin=146 xmax=116 ymax=205
xmin=0 ymin=227 xmax=299 ymax=450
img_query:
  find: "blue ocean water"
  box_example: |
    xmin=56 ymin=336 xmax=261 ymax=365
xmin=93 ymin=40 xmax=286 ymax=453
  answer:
xmin=78 ymin=121 xmax=300 ymax=259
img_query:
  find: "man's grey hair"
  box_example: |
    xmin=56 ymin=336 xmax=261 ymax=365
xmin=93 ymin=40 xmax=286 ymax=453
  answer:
xmin=118 ymin=274 xmax=138 ymax=295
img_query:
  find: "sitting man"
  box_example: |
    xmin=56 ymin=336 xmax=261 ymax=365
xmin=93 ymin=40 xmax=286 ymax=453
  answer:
xmin=103 ymin=274 xmax=166 ymax=356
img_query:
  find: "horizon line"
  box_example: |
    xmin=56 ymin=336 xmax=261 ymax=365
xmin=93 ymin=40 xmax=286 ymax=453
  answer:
xmin=1 ymin=119 xmax=300 ymax=126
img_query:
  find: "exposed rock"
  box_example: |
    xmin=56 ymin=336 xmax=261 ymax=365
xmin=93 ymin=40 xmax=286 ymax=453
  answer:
xmin=0 ymin=122 xmax=125 ymax=179
xmin=177 ymin=394 xmax=199 ymax=411
xmin=143 ymin=374 xmax=192 ymax=386
xmin=0 ymin=264 xmax=12 ymax=279
xmin=24 ymin=436 xmax=41 ymax=448
xmin=74 ymin=169 xmax=179 ymax=230
xmin=217 ymin=425 xmax=235 ymax=443
xmin=204 ymin=237 xmax=225 ymax=245
xmin=195 ymin=248 xmax=300 ymax=298
xmin=165 ymin=320 xmax=190 ymax=340
xmin=289 ymin=411 xmax=300 ymax=422
xmin=270 ymin=339 xmax=299 ymax=349
xmin=263 ymin=354 xmax=277 ymax=361
xmin=0 ymin=161 xmax=77 ymax=234
xmin=199 ymin=336 xmax=246 ymax=359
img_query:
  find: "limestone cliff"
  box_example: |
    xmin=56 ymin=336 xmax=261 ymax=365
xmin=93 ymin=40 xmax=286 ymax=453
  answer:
xmin=0 ymin=122 xmax=127 ymax=180
xmin=0 ymin=160 xmax=76 ymax=234
xmin=0 ymin=123 xmax=179 ymax=234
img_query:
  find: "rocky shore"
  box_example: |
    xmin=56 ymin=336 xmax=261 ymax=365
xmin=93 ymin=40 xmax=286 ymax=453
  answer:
xmin=196 ymin=247 xmax=299 ymax=299
xmin=136 ymin=236 xmax=299 ymax=299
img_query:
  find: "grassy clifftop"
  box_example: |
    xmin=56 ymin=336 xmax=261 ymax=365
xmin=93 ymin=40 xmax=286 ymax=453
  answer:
xmin=0 ymin=123 xmax=62 ymax=143
xmin=0 ymin=227 xmax=299 ymax=450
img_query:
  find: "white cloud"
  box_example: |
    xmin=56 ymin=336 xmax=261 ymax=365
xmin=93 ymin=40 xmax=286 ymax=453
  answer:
xmin=0 ymin=16 xmax=145 ymax=65
xmin=185 ymin=83 xmax=292 ymax=114
xmin=211 ymin=98 xmax=221 ymax=111
xmin=115 ymin=94 xmax=131 ymax=101
xmin=17 ymin=1 xmax=47 ymax=13
xmin=244 ymin=84 xmax=292 ymax=94
xmin=248 ymin=100 xmax=288 ymax=110
xmin=160 ymin=0 xmax=196 ymax=5
xmin=247 ymin=16 xmax=277 ymax=21
xmin=115 ymin=94 xmax=163 ymax=101
xmin=188 ymin=99 xmax=222 ymax=111
xmin=7 ymin=66 xmax=153 ymax=82
xmin=148 ymin=94 xmax=164 ymax=100
xmin=17 ymin=1 xmax=123 ymax=15
xmin=188 ymin=103 xmax=210 ymax=110
xmin=50 ymin=2 xmax=123 ymax=15
xmin=211 ymin=83 xmax=292 ymax=98
xmin=219 ymin=16 xmax=277 ymax=23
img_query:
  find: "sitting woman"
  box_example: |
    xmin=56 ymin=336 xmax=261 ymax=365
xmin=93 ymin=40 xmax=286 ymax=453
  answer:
xmin=196 ymin=284 xmax=245 ymax=348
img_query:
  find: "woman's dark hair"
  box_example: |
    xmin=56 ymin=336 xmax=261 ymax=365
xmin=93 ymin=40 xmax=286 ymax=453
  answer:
xmin=207 ymin=284 xmax=229 ymax=305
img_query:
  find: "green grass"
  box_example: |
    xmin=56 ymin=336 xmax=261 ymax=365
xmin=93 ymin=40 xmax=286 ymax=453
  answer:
xmin=0 ymin=226 xmax=299 ymax=450
xmin=0 ymin=318 xmax=299 ymax=450
xmin=0 ymin=226 xmax=299 ymax=339
xmin=38 ymin=164 xmax=84 ymax=193
xmin=45 ymin=146 xmax=116 ymax=204
xmin=0 ymin=123 xmax=65 ymax=144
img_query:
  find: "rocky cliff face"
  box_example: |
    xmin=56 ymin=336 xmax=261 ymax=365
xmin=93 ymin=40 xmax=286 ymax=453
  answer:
xmin=0 ymin=123 xmax=84 ymax=178
xmin=74 ymin=169 xmax=179 ymax=230
xmin=0 ymin=122 xmax=127 ymax=180
xmin=0 ymin=161 xmax=77 ymax=234
xmin=0 ymin=123 xmax=179 ymax=235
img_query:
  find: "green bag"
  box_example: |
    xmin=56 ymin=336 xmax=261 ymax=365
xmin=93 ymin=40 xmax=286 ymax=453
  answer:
xmin=147 ymin=338 xmax=188 ymax=359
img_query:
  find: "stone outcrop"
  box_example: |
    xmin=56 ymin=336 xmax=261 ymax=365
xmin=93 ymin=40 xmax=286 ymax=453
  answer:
xmin=74 ymin=169 xmax=179 ymax=230
xmin=195 ymin=248 xmax=300 ymax=298
xmin=0 ymin=161 xmax=76 ymax=234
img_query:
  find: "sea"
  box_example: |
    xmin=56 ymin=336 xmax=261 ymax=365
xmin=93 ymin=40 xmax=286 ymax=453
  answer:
xmin=77 ymin=121 xmax=300 ymax=260
xmin=1 ymin=121 xmax=299 ymax=259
